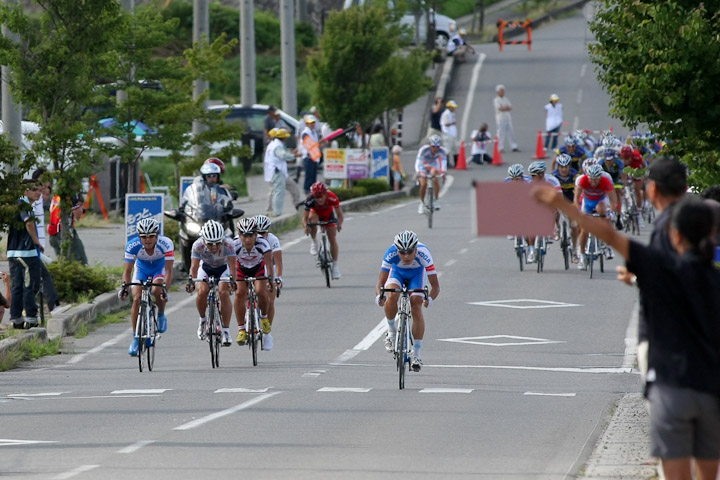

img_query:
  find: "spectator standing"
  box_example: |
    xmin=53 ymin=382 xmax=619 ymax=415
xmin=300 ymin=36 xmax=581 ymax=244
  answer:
xmin=493 ymin=84 xmax=519 ymax=153
xmin=0 ymin=271 xmax=10 ymax=323
xmin=427 ymin=97 xmax=444 ymax=139
xmin=544 ymin=94 xmax=563 ymax=150
xmin=48 ymin=193 xmax=88 ymax=264
xmin=470 ymin=123 xmax=492 ymax=165
xmin=441 ymin=100 xmax=459 ymax=167
xmin=369 ymin=124 xmax=386 ymax=148
xmin=6 ymin=179 xmax=44 ymax=328
xmin=263 ymin=127 xmax=300 ymax=217
xmin=30 ymin=169 xmax=60 ymax=311
xmin=263 ymin=106 xmax=287 ymax=145
xmin=390 ymin=145 xmax=406 ymax=191
xmin=299 ymin=114 xmax=325 ymax=194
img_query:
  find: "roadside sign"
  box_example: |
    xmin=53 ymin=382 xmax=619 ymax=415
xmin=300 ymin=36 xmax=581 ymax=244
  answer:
xmin=346 ymin=148 xmax=368 ymax=179
xmin=371 ymin=147 xmax=389 ymax=179
xmin=125 ymin=193 xmax=164 ymax=241
xmin=324 ymin=148 xmax=346 ymax=179
xmin=180 ymin=176 xmax=194 ymax=203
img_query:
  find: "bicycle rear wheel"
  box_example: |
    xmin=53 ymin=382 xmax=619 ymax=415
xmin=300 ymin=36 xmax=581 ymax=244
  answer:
xmin=248 ymin=299 xmax=258 ymax=366
xmin=537 ymin=240 xmax=545 ymax=273
xmin=147 ymin=306 xmax=156 ymax=372
xmin=561 ymin=225 xmax=570 ymax=270
xmin=426 ymin=191 xmax=434 ymax=229
xmin=138 ymin=304 xmax=147 ymax=372
xmin=588 ymin=237 xmax=596 ymax=279
xmin=208 ymin=299 xmax=219 ymax=368
xmin=397 ymin=315 xmax=407 ymax=390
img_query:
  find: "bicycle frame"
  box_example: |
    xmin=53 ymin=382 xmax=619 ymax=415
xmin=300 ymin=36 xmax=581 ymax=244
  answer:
xmin=307 ymin=221 xmax=333 ymax=288
xmin=126 ymin=279 xmax=166 ymax=372
xmin=380 ymin=284 xmax=428 ymax=390
xmin=192 ymin=276 xmax=233 ymax=368
xmin=239 ymin=275 xmax=269 ymax=366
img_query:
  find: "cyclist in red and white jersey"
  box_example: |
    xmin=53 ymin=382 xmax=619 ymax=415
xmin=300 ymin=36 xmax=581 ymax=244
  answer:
xmin=619 ymin=145 xmax=647 ymax=212
xmin=185 ymin=220 xmax=236 ymax=347
xmin=414 ymin=134 xmax=447 ymax=213
xmin=574 ymin=165 xmax=615 ymax=268
xmin=301 ymin=181 xmax=344 ymax=279
xmin=233 ymin=217 xmax=273 ymax=346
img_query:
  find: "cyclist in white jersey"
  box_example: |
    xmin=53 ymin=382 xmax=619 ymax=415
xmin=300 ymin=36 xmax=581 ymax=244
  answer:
xmin=375 ymin=230 xmax=439 ymax=372
xmin=119 ymin=218 xmax=174 ymax=356
xmin=415 ymin=134 xmax=447 ymax=213
xmin=255 ymin=215 xmax=282 ymax=351
xmin=233 ymin=217 xmax=274 ymax=346
xmin=185 ymin=220 xmax=237 ymax=346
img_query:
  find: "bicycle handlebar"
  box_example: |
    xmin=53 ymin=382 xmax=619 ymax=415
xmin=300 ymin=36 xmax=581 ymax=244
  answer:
xmin=380 ymin=286 xmax=428 ymax=297
xmin=123 ymin=280 xmax=166 ymax=289
xmin=189 ymin=277 xmax=234 ymax=283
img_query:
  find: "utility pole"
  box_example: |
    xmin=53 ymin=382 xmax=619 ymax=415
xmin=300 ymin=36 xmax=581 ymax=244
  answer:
xmin=2 ymin=0 xmax=22 ymax=172
xmin=296 ymin=0 xmax=308 ymax=24
xmin=119 ymin=0 xmax=138 ymax=193
xmin=281 ymin=0 xmax=297 ymax=117
xmin=240 ymin=0 xmax=256 ymax=106
xmin=193 ymin=0 xmax=209 ymax=159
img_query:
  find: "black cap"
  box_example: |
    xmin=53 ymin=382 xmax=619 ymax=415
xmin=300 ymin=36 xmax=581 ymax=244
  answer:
xmin=267 ymin=105 xmax=276 ymax=111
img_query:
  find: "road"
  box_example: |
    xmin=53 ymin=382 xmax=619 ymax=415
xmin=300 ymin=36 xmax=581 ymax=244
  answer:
xmin=1 ymin=10 xmax=642 ymax=480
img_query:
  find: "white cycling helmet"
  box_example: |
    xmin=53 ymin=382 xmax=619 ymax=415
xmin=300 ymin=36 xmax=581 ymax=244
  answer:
xmin=394 ymin=230 xmax=419 ymax=251
xmin=507 ymin=163 xmax=524 ymax=178
xmin=428 ymin=134 xmax=442 ymax=147
xmin=136 ymin=218 xmax=160 ymax=236
xmin=255 ymin=214 xmax=272 ymax=233
xmin=587 ymin=165 xmax=603 ymax=179
xmin=556 ymin=153 xmax=572 ymax=167
xmin=236 ymin=217 xmax=257 ymax=235
xmin=564 ymin=135 xmax=578 ymax=147
xmin=201 ymin=220 xmax=224 ymax=244
xmin=528 ymin=161 xmax=546 ymax=175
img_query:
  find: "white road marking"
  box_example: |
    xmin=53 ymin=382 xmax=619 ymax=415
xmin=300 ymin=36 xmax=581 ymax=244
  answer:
xmin=468 ymin=299 xmax=582 ymax=309
xmin=174 ymin=392 xmax=280 ymax=431
xmin=459 ymin=52 xmax=487 ymax=140
xmin=580 ymin=63 xmax=587 ymax=77
xmin=7 ymin=392 xmax=66 ymax=397
xmin=459 ymin=248 xmax=468 ymax=254
xmin=427 ymin=364 xmax=637 ymax=374
xmin=623 ymin=302 xmax=639 ymax=369
xmin=111 ymin=389 xmax=170 ymax=395
xmin=214 ymin=388 xmax=271 ymax=393
xmin=302 ymin=370 xmax=326 ymax=378
xmin=0 ymin=438 xmax=58 ymax=446
xmin=53 ymin=465 xmax=99 ymax=479
xmin=444 ymin=259 xmax=457 ymax=267
xmin=576 ymin=88 xmax=583 ymax=104
xmin=68 ymin=332 xmax=127 ymax=364
xmin=419 ymin=388 xmax=473 ymax=394
xmin=573 ymin=115 xmax=580 ymax=131
xmin=317 ymin=387 xmax=372 ymax=393
xmin=117 ymin=440 xmax=154 ymax=453
xmin=331 ymin=318 xmax=387 ymax=365
xmin=524 ymin=392 xmax=576 ymax=397
xmin=439 ymin=335 xmax=564 ymax=347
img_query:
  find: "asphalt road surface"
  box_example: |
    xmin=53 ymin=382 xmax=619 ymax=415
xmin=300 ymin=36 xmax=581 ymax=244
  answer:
xmin=1 ymin=10 xmax=643 ymax=480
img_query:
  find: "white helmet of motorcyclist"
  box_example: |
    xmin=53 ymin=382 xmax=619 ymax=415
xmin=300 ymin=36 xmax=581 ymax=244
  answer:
xmin=200 ymin=162 xmax=221 ymax=180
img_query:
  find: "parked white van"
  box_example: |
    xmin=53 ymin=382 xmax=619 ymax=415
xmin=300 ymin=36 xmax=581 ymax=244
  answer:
xmin=342 ymin=0 xmax=457 ymax=48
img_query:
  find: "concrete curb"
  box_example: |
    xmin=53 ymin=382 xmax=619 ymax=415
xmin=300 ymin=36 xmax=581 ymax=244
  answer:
xmin=0 ymin=328 xmax=48 ymax=357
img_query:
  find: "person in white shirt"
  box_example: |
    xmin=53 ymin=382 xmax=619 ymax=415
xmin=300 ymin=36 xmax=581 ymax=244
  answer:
xmin=493 ymin=84 xmax=519 ymax=153
xmin=544 ymin=93 xmax=563 ymax=150
xmin=440 ymin=100 xmax=459 ymax=167
xmin=264 ymin=128 xmax=300 ymax=217
xmin=470 ymin=123 xmax=492 ymax=165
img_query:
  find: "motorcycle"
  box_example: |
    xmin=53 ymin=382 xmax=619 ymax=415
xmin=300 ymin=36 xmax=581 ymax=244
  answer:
xmin=164 ymin=183 xmax=243 ymax=271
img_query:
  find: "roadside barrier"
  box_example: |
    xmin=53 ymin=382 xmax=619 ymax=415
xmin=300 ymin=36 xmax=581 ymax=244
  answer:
xmin=497 ymin=19 xmax=532 ymax=51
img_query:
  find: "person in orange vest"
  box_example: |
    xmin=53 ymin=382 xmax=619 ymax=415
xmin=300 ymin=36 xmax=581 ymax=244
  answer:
xmin=299 ymin=114 xmax=326 ymax=194
xmin=48 ymin=193 xmax=88 ymax=265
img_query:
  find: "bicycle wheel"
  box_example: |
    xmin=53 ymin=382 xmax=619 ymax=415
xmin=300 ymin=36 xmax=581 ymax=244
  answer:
xmin=599 ymin=242 xmax=605 ymax=273
xmin=397 ymin=315 xmax=407 ymax=390
xmin=147 ymin=305 xmax=156 ymax=372
xmin=426 ymin=191 xmax=434 ymax=229
xmin=248 ymin=298 xmax=258 ymax=366
xmin=208 ymin=298 xmax=219 ymax=368
xmin=321 ymin=236 xmax=331 ymax=288
xmin=561 ymin=225 xmax=570 ymax=270
xmin=588 ymin=237 xmax=595 ymax=279
xmin=138 ymin=304 xmax=147 ymax=372
xmin=537 ymin=239 xmax=545 ymax=273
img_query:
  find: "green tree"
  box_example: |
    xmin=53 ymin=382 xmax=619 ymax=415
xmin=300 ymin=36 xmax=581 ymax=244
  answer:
xmin=307 ymin=5 xmax=431 ymax=130
xmin=0 ymin=140 xmax=33 ymax=234
xmin=589 ymin=1 xmax=720 ymax=189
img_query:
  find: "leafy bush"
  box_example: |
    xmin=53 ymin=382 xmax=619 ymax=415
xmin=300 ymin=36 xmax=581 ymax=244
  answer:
xmin=332 ymin=186 xmax=368 ymax=201
xmin=47 ymin=261 xmax=121 ymax=304
xmin=141 ymin=158 xmax=175 ymax=188
xmin=355 ymin=178 xmax=390 ymax=195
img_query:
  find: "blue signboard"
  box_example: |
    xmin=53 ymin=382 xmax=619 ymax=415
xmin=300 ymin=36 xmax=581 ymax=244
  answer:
xmin=371 ymin=147 xmax=389 ymax=179
xmin=180 ymin=176 xmax=195 ymax=204
xmin=125 ymin=193 xmax=164 ymax=241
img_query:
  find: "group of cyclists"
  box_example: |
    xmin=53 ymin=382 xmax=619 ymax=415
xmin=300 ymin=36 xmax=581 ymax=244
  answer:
xmin=505 ymin=129 xmax=661 ymax=269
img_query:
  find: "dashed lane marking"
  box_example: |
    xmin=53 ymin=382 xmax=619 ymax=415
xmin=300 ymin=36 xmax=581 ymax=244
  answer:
xmin=439 ymin=335 xmax=564 ymax=347
xmin=174 ymin=392 xmax=281 ymax=431
xmin=419 ymin=388 xmax=473 ymax=394
xmin=215 ymin=388 xmax=272 ymax=393
xmin=0 ymin=438 xmax=58 ymax=446
xmin=524 ymin=392 xmax=576 ymax=397
xmin=117 ymin=440 xmax=155 ymax=453
xmin=317 ymin=387 xmax=372 ymax=393
xmin=468 ymin=299 xmax=582 ymax=309
xmin=111 ymin=389 xmax=171 ymax=395
xmin=53 ymin=465 xmax=99 ymax=480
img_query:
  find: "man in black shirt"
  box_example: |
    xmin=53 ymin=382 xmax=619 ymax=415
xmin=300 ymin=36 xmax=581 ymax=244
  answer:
xmin=427 ymin=97 xmax=444 ymax=139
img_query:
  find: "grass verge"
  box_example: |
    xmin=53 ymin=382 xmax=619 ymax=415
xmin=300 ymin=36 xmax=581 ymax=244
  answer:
xmin=0 ymin=336 xmax=63 ymax=371
xmin=74 ymin=310 xmax=129 ymax=339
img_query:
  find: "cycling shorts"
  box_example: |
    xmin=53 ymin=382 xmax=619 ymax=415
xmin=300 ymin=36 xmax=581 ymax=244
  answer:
xmin=133 ymin=264 xmax=166 ymax=283
xmin=236 ymin=261 xmax=266 ymax=280
xmin=199 ymin=263 xmax=229 ymax=280
xmin=311 ymin=211 xmax=337 ymax=226
xmin=384 ymin=267 xmax=426 ymax=295
xmin=581 ymin=196 xmax=605 ymax=214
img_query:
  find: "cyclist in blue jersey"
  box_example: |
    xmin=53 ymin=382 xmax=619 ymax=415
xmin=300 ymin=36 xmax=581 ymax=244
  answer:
xmin=375 ymin=230 xmax=440 ymax=372
xmin=186 ymin=219 xmax=237 ymax=347
xmin=119 ymin=218 xmax=174 ymax=356
xmin=553 ymin=135 xmax=588 ymax=171
xmin=552 ymin=154 xmax=579 ymax=202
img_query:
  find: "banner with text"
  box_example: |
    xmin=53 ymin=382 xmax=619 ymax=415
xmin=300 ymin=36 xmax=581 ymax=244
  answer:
xmin=323 ymin=148 xmax=346 ymax=180
xmin=125 ymin=193 xmax=165 ymax=242
xmin=371 ymin=147 xmax=389 ymax=179
xmin=346 ymin=148 xmax=369 ymax=180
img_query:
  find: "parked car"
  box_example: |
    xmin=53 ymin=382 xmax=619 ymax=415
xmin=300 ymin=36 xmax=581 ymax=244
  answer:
xmin=208 ymin=103 xmax=299 ymax=162
xmin=342 ymin=0 xmax=457 ymax=48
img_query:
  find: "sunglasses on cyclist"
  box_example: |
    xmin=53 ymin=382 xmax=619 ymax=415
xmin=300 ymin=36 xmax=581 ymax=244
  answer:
xmin=139 ymin=234 xmax=157 ymax=238
xmin=398 ymin=248 xmax=416 ymax=255
xmin=240 ymin=232 xmax=255 ymax=237
xmin=206 ymin=241 xmax=222 ymax=246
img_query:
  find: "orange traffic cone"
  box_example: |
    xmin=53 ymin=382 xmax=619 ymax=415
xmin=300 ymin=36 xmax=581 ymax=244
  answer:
xmin=491 ymin=136 xmax=503 ymax=166
xmin=455 ymin=141 xmax=467 ymax=170
xmin=534 ymin=130 xmax=546 ymax=159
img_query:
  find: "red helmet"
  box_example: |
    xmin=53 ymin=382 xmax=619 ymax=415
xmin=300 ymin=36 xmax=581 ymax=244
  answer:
xmin=619 ymin=146 xmax=633 ymax=159
xmin=310 ymin=182 xmax=328 ymax=197
xmin=204 ymin=157 xmax=225 ymax=174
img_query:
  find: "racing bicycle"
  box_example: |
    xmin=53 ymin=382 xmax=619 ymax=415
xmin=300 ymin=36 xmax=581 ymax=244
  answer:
xmin=585 ymin=214 xmax=607 ymax=279
xmin=422 ymin=173 xmax=440 ymax=229
xmin=512 ymin=236 xmax=527 ymax=272
xmin=238 ymin=275 xmax=270 ymax=366
xmin=125 ymin=279 xmax=166 ymax=372
xmin=307 ymin=221 xmax=333 ymax=288
xmin=558 ymin=212 xmax=573 ymax=270
xmin=380 ymin=284 xmax=428 ymax=390
xmin=191 ymin=276 xmax=233 ymax=369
